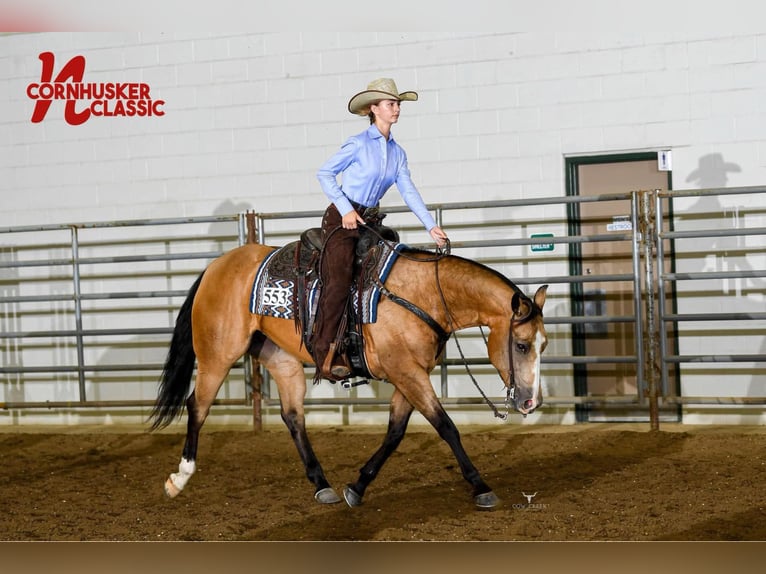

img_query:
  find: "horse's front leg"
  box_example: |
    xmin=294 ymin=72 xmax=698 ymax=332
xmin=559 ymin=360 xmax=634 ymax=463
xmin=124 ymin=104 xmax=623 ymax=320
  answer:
xmin=394 ymin=376 xmax=499 ymax=509
xmin=343 ymin=388 xmax=414 ymax=507
xmin=257 ymin=336 xmax=340 ymax=504
xmin=426 ymin=403 xmax=499 ymax=509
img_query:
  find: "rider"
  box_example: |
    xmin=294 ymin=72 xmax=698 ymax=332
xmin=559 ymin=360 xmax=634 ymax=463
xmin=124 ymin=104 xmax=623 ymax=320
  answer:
xmin=312 ymin=77 xmax=448 ymax=381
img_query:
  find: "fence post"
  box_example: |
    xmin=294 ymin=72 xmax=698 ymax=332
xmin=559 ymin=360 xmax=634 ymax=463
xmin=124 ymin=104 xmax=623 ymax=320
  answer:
xmin=245 ymin=211 xmax=264 ymax=433
xmin=70 ymin=226 xmax=87 ymax=403
xmin=639 ymin=191 xmax=660 ymax=431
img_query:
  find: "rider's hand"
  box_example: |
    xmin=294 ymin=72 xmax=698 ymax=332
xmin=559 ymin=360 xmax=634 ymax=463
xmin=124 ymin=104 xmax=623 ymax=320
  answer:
xmin=429 ymin=226 xmax=448 ymax=247
xmin=341 ymin=210 xmax=365 ymax=230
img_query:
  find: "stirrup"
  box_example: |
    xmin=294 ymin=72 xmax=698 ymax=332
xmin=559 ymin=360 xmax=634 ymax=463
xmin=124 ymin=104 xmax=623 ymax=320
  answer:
xmin=342 ymin=379 xmax=370 ymax=389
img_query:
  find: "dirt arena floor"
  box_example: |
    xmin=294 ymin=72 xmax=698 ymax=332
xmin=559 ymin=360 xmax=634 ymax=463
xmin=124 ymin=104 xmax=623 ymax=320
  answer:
xmin=1 ymin=422 xmax=765 ymax=541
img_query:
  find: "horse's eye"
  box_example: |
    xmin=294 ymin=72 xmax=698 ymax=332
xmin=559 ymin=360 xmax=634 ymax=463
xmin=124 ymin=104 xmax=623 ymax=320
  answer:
xmin=516 ymin=343 xmax=529 ymax=354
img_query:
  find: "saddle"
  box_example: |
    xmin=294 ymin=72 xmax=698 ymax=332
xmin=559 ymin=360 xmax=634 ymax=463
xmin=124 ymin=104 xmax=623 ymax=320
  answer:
xmin=264 ymin=215 xmax=400 ymax=381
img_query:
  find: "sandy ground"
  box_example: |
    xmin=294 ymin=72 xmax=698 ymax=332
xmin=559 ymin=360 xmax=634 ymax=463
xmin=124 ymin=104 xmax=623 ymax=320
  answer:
xmin=1 ymin=422 xmax=765 ymax=541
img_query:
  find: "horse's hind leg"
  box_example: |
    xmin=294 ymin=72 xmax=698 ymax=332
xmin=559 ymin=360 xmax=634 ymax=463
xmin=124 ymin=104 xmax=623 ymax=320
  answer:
xmin=164 ymin=367 xmax=228 ymax=498
xmin=343 ymin=388 xmax=414 ymax=507
xmin=256 ymin=336 xmax=341 ymax=504
xmin=283 ymin=407 xmax=340 ymax=504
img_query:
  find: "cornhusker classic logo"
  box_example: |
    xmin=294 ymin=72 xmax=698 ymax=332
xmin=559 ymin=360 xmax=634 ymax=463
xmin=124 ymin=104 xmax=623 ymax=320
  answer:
xmin=27 ymin=52 xmax=165 ymax=125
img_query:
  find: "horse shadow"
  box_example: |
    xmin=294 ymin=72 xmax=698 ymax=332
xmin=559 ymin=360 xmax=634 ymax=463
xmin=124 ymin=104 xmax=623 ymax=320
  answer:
xmin=88 ymin=199 xmax=253 ymax=410
xmin=229 ymin=428 xmax=690 ymax=540
xmin=1 ymin=200 xmax=254 ymax=414
xmin=654 ymin=507 xmax=766 ymax=540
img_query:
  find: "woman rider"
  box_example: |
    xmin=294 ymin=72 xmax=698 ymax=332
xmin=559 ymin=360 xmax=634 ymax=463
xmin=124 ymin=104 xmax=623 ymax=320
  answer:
xmin=312 ymin=77 xmax=448 ymax=381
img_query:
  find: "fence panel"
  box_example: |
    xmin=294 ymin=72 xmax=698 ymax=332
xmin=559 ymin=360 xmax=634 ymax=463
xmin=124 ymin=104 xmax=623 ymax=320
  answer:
xmin=2 ymin=188 xmax=764 ymax=426
xmin=0 ymin=215 xmax=248 ymax=420
xmin=655 ymin=186 xmax=766 ymax=411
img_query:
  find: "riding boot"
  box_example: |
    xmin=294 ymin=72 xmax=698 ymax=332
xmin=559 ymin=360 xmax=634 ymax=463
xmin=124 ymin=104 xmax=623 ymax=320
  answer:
xmin=311 ymin=204 xmax=358 ymax=381
xmin=322 ymin=341 xmax=352 ymax=380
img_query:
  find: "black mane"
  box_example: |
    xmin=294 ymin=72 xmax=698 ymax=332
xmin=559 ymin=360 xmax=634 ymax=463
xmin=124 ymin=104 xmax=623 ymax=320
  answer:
xmin=400 ymin=245 xmax=523 ymax=290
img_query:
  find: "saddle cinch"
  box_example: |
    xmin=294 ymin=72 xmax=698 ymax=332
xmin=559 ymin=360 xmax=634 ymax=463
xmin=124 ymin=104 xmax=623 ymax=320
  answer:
xmin=264 ymin=212 xmax=400 ymax=384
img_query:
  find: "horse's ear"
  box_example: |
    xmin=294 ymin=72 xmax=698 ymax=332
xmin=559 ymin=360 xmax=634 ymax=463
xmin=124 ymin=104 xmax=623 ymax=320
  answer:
xmin=511 ymin=291 xmax=521 ymax=314
xmin=534 ymin=284 xmax=548 ymax=311
xmin=511 ymin=291 xmax=531 ymax=319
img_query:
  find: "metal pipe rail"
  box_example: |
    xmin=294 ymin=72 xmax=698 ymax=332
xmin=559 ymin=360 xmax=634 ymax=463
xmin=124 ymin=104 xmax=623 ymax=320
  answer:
xmin=1 ymin=214 xmax=247 ymax=407
xmin=0 ymin=251 xmax=222 ymax=270
xmin=655 ymin=186 xmax=766 ymax=398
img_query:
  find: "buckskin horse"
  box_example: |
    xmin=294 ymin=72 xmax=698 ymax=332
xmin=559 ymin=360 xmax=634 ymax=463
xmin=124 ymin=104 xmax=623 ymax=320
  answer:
xmin=150 ymin=233 xmax=548 ymax=509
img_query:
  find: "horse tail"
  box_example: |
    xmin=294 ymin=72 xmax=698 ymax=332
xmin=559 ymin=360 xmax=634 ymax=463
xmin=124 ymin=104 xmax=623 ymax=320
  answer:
xmin=149 ymin=271 xmax=205 ymax=431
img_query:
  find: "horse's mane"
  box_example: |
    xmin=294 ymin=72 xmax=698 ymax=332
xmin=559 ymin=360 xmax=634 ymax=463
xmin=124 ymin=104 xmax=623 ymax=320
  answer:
xmin=397 ymin=245 xmax=523 ymax=296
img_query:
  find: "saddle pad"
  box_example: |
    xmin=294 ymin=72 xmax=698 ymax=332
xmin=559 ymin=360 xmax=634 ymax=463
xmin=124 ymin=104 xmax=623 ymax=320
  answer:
xmin=249 ymin=243 xmax=404 ymax=323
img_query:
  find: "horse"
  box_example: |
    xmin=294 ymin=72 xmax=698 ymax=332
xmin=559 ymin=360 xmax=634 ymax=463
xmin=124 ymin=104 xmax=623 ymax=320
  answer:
xmin=149 ymin=239 xmax=548 ymax=509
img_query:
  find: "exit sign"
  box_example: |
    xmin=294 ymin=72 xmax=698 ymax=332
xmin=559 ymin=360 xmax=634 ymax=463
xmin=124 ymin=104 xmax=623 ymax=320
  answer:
xmin=530 ymin=233 xmax=554 ymax=252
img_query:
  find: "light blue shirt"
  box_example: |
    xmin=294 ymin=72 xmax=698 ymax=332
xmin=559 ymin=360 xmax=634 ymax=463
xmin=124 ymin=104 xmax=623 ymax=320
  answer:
xmin=317 ymin=124 xmax=437 ymax=231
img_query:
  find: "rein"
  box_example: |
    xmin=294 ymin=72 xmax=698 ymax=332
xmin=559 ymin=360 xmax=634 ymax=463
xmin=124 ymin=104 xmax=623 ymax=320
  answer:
xmin=434 ymin=257 xmax=512 ymax=421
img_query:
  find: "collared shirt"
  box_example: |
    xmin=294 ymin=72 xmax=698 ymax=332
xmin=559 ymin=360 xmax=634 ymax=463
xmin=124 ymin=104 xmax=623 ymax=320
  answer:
xmin=317 ymin=124 xmax=437 ymax=231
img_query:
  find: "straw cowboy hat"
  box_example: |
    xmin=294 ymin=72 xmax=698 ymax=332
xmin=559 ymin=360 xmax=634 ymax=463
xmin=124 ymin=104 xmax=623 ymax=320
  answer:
xmin=347 ymin=78 xmax=418 ymax=115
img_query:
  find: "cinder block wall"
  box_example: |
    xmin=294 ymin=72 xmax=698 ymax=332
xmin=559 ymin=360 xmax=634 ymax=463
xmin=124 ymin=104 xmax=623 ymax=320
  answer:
xmin=3 ymin=32 xmax=764 ymax=228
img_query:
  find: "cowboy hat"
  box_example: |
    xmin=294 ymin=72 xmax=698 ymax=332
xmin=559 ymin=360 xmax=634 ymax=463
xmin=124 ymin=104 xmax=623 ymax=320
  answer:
xmin=347 ymin=78 xmax=418 ymax=115
xmin=686 ymin=153 xmax=741 ymax=183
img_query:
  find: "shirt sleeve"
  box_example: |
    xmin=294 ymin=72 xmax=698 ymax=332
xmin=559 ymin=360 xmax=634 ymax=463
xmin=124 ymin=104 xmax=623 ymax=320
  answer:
xmin=395 ymin=149 xmax=438 ymax=231
xmin=316 ymin=137 xmax=357 ymax=216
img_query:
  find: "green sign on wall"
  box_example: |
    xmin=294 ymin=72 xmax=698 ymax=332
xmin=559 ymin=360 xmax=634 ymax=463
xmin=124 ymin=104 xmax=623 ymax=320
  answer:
xmin=530 ymin=233 xmax=554 ymax=252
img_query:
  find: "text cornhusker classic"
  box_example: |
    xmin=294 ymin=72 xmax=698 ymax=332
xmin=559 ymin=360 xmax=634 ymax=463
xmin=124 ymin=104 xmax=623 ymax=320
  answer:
xmin=27 ymin=52 xmax=165 ymax=125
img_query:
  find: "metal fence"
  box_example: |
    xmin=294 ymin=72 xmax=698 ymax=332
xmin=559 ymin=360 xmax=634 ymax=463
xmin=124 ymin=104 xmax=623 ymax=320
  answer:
xmin=0 ymin=215 xmax=248 ymax=412
xmin=655 ymin=186 xmax=766 ymax=407
xmin=1 ymin=187 xmax=764 ymax=427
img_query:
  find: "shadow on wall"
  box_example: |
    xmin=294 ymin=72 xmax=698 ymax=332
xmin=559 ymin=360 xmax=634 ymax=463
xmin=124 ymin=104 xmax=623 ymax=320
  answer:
xmin=682 ymin=153 xmax=765 ymax=416
xmin=682 ymin=153 xmax=749 ymax=284
xmin=208 ymin=199 xmax=253 ymax=254
xmin=686 ymin=152 xmax=741 ymax=189
xmin=683 ymin=153 xmax=764 ymax=294
xmin=90 ymin=199 xmax=254 ymax=406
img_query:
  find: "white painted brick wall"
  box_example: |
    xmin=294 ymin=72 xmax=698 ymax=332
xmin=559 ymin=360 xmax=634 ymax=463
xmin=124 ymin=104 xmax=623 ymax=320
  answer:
xmin=11 ymin=28 xmax=766 ymax=216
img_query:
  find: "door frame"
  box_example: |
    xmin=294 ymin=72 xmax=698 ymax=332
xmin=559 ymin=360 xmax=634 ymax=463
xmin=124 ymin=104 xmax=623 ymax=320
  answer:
xmin=565 ymin=152 xmax=676 ymax=421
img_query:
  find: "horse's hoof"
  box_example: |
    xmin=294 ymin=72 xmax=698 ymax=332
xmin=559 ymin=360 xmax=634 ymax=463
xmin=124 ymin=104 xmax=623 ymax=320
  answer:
xmin=314 ymin=487 xmax=342 ymax=504
xmin=164 ymin=477 xmax=181 ymax=499
xmin=474 ymin=491 xmax=499 ymax=509
xmin=342 ymin=485 xmax=363 ymax=507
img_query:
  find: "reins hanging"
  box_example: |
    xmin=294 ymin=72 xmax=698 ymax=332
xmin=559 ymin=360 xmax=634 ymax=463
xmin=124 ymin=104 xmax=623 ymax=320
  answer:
xmin=433 ymin=258 xmax=511 ymax=421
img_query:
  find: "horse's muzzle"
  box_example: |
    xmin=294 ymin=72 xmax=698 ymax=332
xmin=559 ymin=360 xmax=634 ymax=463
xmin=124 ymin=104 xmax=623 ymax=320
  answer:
xmin=508 ymin=379 xmax=542 ymax=416
xmin=515 ymin=395 xmax=542 ymax=416
xmin=522 ymin=399 xmax=536 ymax=411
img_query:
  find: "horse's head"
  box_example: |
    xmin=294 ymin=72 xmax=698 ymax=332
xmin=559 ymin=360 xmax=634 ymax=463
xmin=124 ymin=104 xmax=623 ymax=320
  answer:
xmin=508 ymin=285 xmax=548 ymax=416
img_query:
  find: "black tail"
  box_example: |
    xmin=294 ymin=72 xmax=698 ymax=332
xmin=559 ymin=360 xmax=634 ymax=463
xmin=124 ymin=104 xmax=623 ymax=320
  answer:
xmin=149 ymin=272 xmax=205 ymax=431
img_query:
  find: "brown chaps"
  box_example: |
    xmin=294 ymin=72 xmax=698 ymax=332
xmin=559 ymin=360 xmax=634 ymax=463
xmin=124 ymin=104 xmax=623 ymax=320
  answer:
xmin=310 ymin=203 xmax=363 ymax=379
